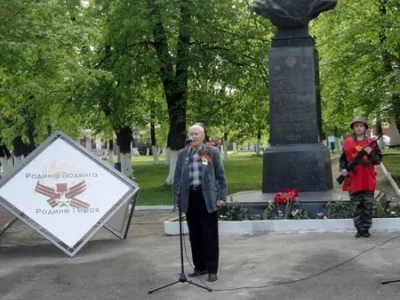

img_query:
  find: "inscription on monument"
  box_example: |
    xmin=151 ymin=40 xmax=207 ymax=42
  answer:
xmin=269 ymin=47 xmax=319 ymax=145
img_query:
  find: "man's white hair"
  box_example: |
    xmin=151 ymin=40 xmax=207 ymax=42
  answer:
xmin=188 ymin=123 xmax=205 ymax=134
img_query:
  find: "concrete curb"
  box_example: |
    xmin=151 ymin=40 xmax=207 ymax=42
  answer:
xmin=135 ymin=205 xmax=173 ymax=211
xmin=164 ymin=217 xmax=400 ymax=235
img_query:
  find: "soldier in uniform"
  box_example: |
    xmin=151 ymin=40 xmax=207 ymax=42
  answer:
xmin=339 ymin=117 xmax=383 ymax=238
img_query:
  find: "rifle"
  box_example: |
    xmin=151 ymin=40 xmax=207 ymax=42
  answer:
xmin=336 ymin=133 xmax=383 ymax=185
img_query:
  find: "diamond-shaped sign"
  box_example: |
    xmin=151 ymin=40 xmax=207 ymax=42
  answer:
xmin=0 ymin=131 xmax=139 ymax=256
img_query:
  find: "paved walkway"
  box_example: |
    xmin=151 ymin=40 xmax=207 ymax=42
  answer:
xmin=1 ymin=218 xmax=400 ymax=300
xmin=0 ymin=209 xmax=14 ymax=232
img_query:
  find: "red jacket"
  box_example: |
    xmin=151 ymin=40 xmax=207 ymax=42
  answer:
xmin=341 ymin=136 xmax=377 ymax=193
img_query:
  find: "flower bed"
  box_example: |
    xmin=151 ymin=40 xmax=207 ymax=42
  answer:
xmin=164 ymin=199 xmax=400 ymax=235
xmin=164 ymin=188 xmax=400 ymax=235
xmin=219 ymin=188 xmax=400 ymax=221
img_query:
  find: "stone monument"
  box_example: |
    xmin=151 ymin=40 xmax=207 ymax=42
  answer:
xmin=253 ymin=0 xmax=337 ymax=192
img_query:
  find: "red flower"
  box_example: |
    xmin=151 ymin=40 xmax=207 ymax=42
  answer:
xmin=274 ymin=189 xmax=298 ymax=203
xmin=273 ymin=193 xmax=281 ymax=202
xmin=273 ymin=193 xmax=287 ymax=204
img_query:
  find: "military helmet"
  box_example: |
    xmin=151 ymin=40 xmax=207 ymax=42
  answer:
xmin=350 ymin=116 xmax=368 ymax=129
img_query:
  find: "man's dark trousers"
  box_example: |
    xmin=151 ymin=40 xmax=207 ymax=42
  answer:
xmin=186 ymin=187 xmax=219 ymax=274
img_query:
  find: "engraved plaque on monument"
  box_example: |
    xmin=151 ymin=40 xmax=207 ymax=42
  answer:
xmin=269 ymin=47 xmax=319 ymax=145
xmin=253 ymin=0 xmax=337 ymax=192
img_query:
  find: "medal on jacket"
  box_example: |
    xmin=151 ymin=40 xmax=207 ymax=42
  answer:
xmin=197 ymin=149 xmax=213 ymax=165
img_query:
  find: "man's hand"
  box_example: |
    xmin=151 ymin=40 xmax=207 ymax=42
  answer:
xmin=216 ymin=200 xmax=225 ymax=208
xmin=365 ymin=146 xmax=372 ymax=154
xmin=340 ymin=169 xmax=348 ymax=177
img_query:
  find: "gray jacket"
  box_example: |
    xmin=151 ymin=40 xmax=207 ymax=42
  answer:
xmin=173 ymin=144 xmax=227 ymax=213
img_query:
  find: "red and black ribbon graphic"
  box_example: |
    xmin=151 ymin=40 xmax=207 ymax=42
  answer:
xmin=35 ymin=181 xmax=89 ymax=209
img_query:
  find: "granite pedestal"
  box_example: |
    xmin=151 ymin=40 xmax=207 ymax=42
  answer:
xmin=262 ymin=144 xmax=333 ymax=192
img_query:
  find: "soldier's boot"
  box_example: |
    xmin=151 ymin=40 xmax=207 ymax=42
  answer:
xmin=363 ymin=228 xmax=371 ymax=238
xmin=355 ymin=228 xmax=364 ymax=238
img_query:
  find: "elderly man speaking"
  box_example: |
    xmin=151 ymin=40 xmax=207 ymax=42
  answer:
xmin=173 ymin=123 xmax=228 ymax=282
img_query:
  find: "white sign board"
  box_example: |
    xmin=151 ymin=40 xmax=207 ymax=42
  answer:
xmin=0 ymin=131 xmax=139 ymax=256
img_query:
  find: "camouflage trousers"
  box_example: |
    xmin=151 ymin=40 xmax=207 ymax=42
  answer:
xmin=349 ymin=191 xmax=374 ymax=230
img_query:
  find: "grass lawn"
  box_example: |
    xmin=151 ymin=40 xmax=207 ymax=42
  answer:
xmin=382 ymin=154 xmax=400 ymax=185
xmin=384 ymin=148 xmax=400 ymax=154
xmin=132 ymin=153 xmax=263 ymax=206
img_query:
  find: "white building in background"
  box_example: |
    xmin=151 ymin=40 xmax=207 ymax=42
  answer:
xmin=369 ymin=123 xmax=400 ymax=148
xmin=388 ymin=123 xmax=400 ymax=146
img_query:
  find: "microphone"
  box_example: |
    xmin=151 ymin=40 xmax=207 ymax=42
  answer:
xmin=185 ymin=138 xmax=192 ymax=145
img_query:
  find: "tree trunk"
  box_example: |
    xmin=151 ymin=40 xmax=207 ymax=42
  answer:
xmin=204 ymin=126 xmax=210 ymax=142
xmin=115 ymin=145 xmax=121 ymax=163
xmin=116 ymin=127 xmax=133 ymax=179
xmin=26 ymin=117 xmax=36 ymax=155
xmin=376 ymin=115 xmax=385 ymax=153
xmin=256 ymin=131 xmax=262 ymax=155
xmin=335 ymin=137 xmax=342 ymax=153
xmin=151 ymin=146 xmax=158 ymax=164
xmin=165 ymin=150 xmax=179 ymax=185
xmin=150 ymin=112 xmax=159 ymax=164
xmin=147 ymin=0 xmax=190 ymax=185
xmin=0 ymin=144 xmax=12 ymax=175
xmin=223 ymin=132 xmax=228 ymax=160
xmin=165 ymin=148 xmax=170 ymax=165
xmin=393 ymin=94 xmax=400 ymax=135
xmin=165 ymin=131 xmax=171 ymax=166
xmin=396 ymin=119 xmax=400 ymax=136
xmin=165 ymin=120 xmax=186 ymax=185
xmin=108 ymin=139 xmax=114 ymax=165
xmin=12 ymin=136 xmax=25 ymax=168
xmin=47 ymin=124 xmax=52 ymax=137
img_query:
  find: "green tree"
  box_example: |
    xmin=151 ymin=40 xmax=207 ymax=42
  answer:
xmin=311 ymin=0 xmax=400 ymax=135
xmin=0 ymin=0 xmax=92 ymax=171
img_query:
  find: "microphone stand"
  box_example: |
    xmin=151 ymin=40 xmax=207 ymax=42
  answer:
xmin=148 ymin=143 xmax=212 ymax=294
